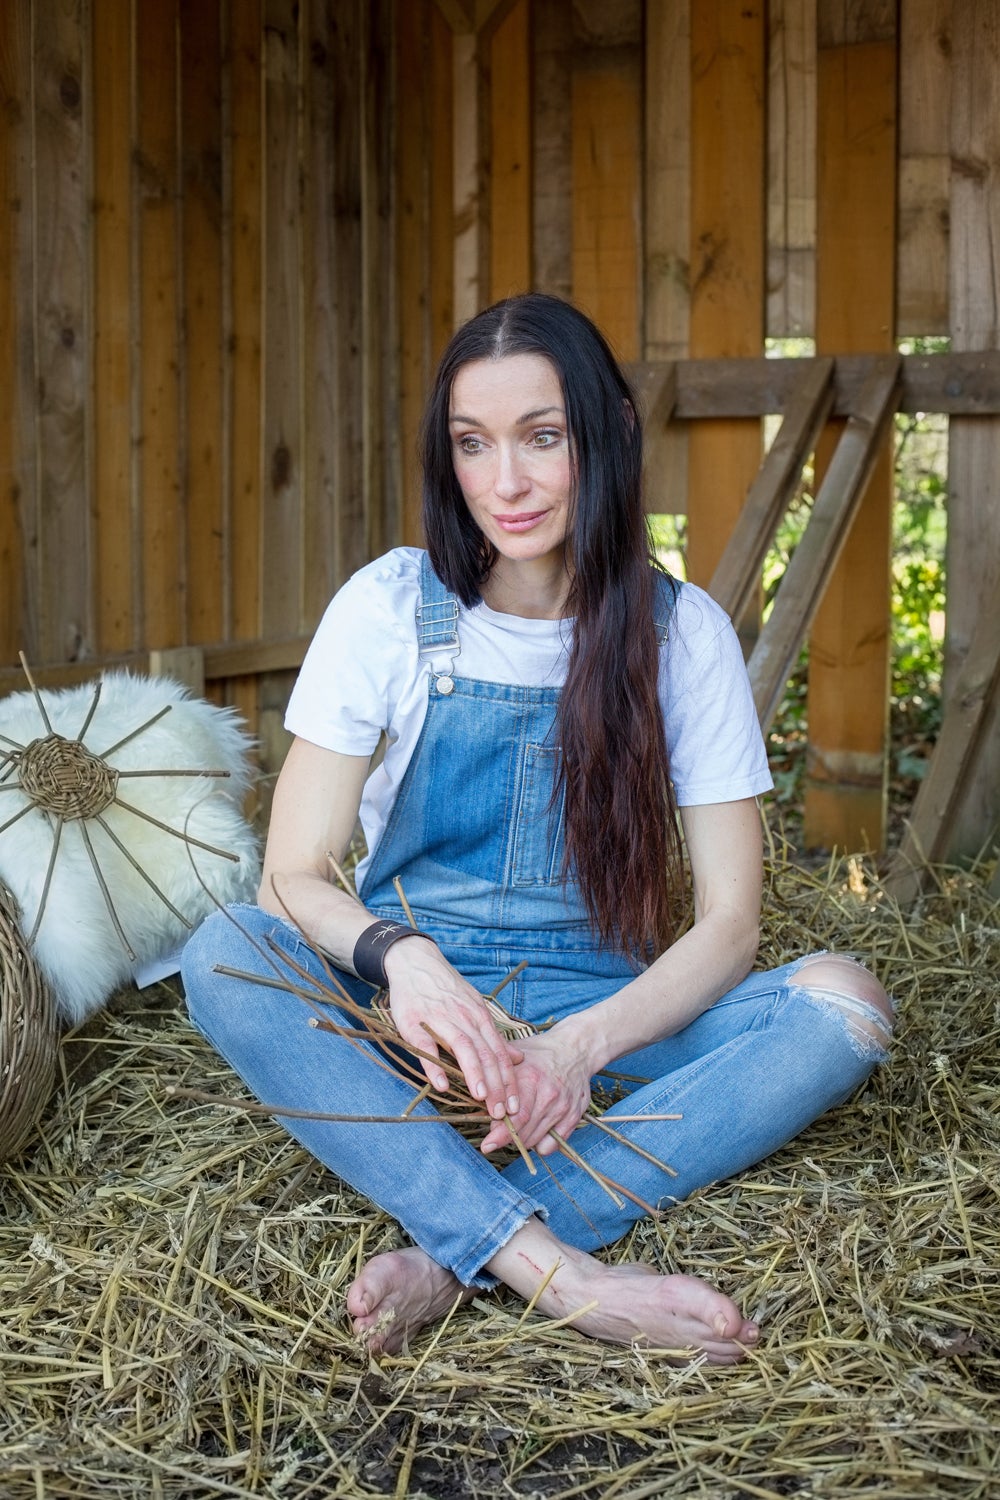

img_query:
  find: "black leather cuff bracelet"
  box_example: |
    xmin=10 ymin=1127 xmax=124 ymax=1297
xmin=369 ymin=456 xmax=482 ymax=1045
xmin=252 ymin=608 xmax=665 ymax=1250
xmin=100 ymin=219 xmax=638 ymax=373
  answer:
xmin=352 ymin=919 xmax=432 ymax=988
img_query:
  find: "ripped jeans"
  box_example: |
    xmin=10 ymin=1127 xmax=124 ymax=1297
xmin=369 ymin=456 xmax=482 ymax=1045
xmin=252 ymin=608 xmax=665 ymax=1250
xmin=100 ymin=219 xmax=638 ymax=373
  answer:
xmin=183 ymin=909 xmax=892 ymax=1287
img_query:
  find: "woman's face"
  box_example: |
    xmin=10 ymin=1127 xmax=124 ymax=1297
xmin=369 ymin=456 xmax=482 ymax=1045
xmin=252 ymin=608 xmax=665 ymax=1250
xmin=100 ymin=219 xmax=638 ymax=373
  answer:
xmin=448 ymin=353 xmax=572 ymax=573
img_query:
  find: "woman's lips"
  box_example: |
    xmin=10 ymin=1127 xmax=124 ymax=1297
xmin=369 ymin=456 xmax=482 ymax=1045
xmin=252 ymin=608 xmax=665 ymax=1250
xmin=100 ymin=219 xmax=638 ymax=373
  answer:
xmin=493 ymin=511 xmax=548 ymax=533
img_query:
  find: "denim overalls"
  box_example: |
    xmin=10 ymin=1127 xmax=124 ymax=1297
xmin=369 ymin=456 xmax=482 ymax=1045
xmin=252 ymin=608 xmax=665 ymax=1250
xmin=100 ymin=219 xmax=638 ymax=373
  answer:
xmin=183 ymin=554 xmax=888 ymax=1287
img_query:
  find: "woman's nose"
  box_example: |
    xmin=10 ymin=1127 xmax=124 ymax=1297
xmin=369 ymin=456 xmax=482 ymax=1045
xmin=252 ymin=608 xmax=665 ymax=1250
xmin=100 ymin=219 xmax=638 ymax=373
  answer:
xmin=494 ymin=445 xmax=529 ymax=499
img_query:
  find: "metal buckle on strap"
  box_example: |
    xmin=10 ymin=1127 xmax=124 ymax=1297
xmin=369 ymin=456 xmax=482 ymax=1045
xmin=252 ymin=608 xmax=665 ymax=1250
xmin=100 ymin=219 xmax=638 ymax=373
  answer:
xmin=417 ymin=597 xmax=460 ymax=693
xmin=416 ymin=597 xmax=460 ymax=655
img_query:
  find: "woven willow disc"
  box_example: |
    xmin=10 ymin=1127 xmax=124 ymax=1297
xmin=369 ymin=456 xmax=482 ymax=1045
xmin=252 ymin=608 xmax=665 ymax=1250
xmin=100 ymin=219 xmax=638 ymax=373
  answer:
xmin=18 ymin=734 xmax=119 ymax=820
xmin=0 ymin=881 xmax=60 ymax=1163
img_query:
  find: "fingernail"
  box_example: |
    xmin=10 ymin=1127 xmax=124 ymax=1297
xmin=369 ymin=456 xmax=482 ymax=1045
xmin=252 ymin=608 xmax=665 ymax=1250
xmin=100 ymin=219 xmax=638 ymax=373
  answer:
xmin=493 ymin=1102 xmax=506 ymax=1119
xmin=508 ymin=1095 xmax=519 ymax=1113
xmin=714 ymin=1315 xmax=729 ymax=1337
xmin=474 ymin=1081 xmax=486 ymax=1099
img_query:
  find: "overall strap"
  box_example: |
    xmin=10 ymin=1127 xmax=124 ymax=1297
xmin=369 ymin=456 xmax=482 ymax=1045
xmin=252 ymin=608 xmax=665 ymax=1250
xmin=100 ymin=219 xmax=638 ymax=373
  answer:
xmin=416 ymin=551 xmax=461 ymax=693
xmin=652 ymin=569 xmax=680 ymax=646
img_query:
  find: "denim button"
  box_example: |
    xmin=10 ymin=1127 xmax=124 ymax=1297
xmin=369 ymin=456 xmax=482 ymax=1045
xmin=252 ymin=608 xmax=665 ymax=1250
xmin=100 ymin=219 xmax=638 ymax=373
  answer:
xmin=436 ymin=675 xmax=454 ymax=695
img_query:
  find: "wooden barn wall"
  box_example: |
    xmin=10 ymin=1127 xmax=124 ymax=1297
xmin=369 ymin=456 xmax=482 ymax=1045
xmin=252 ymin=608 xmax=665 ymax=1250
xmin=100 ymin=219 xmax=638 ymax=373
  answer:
xmin=0 ymin=0 xmax=396 ymax=799
xmin=0 ymin=0 xmax=997 ymax=856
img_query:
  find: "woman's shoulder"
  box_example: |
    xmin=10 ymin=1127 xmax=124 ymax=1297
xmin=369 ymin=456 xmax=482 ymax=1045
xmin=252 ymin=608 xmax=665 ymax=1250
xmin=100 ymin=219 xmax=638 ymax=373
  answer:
xmin=666 ymin=578 xmax=733 ymax=647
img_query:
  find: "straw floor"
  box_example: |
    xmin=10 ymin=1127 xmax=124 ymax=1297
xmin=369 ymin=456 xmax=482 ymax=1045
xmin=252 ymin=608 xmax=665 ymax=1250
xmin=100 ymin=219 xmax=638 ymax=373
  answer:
xmin=1 ymin=850 xmax=997 ymax=1499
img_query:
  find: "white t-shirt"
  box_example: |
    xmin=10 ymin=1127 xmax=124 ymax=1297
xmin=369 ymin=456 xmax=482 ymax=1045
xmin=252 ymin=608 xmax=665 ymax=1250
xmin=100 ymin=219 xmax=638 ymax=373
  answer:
xmin=286 ymin=547 xmax=772 ymax=882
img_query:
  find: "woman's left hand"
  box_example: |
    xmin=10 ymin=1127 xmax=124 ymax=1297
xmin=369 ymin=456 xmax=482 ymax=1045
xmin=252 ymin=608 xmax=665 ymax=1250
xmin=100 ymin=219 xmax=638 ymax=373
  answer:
xmin=479 ymin=1023 xmax=593 ymax=1157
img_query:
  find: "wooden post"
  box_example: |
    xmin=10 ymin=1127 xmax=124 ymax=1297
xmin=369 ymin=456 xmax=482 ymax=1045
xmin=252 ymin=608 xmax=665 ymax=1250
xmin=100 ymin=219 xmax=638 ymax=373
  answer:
xmin=803 ymin=4 xmax=897 ymax=852
xmin=686 ymin=1 xmax=766 ymax=627
xmin=945 ymin=0 xmax=1000 ymax=860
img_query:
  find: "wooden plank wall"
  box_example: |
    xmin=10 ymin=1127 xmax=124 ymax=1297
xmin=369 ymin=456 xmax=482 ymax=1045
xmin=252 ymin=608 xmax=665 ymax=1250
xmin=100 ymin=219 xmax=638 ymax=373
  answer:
xmin=0 ymin=0 xmax=396 ymax=812
xmin=2 ymin=0 xmax=998 ymax=859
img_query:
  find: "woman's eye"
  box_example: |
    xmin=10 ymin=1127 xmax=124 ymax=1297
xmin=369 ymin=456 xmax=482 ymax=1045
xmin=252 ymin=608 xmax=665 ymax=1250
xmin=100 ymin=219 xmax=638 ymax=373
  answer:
xmin=457 ymin=435 xmax=483 ymax=455
xmin=532 ymin=429 xmax=561 ymax=448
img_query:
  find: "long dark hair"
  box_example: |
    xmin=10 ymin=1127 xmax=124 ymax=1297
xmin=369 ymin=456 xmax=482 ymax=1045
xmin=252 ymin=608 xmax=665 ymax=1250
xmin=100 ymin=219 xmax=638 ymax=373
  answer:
xmin=421 ymin=293 xmax=684 ymax=957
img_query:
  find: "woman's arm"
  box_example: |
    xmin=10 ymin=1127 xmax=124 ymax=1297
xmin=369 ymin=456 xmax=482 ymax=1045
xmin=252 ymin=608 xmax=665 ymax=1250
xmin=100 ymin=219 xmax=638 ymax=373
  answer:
xmin=480 ymin=796 xmax=763 ymax=1155
xmin=261 ymin=737 xmax=522 ymax=1121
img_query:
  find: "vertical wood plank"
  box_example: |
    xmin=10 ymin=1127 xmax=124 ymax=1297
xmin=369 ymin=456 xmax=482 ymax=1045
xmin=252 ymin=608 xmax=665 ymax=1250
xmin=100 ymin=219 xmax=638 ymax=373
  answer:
xmin=396 ymin=0 xmax=430 ymax=544
xmin=34 ymin=0 xmax=92 ymax=661
xmin=946 ymin=0 xmax=1000 ymax=857
xmin=361 ymin=0 xmax=393 ymax=560
xmin=429 ymin=1 xmax=454 ymax=358
xmin=137 ymin=0 xmax=184 ymax=649
xmin=532 ymin=0 xmax=572 ymax=298
xmin=0 ymin=3 xmax=32 ymax=661
xmin=452 ymin=28 xmax=483 ymax=327
xmin=224 ymin=0 xmax=263 ymax=742
xmin=897 ymin=0 xmax=951 ymax=334
xmin=92 ymin=0 xmax=134 ymax=654
xmin=227 ymin=0 xmax=262 ymax=644
xmin=260 ymin=0 xmax=301 ymax=640
xmin=687 ymin=1 xmax=766 ymax=599
xmin=302 ymin=0 xmax=359 ymax=621
xmin=257 ymin=0 xmax=301 ymax=792
xmin=489 ymin=0 xmax=531 ymax=301
xmin=643 ymin=0 xmax=689 ymax=513
xmin=571 ymin=42 xmax=642 ymax=359
xmin=767 ymin=0 xmax=816 ymax=338
xmin=804 ymin=11 xmax=898 ymax=851
xmin=180 ymin=0 xmax=224 ymax=644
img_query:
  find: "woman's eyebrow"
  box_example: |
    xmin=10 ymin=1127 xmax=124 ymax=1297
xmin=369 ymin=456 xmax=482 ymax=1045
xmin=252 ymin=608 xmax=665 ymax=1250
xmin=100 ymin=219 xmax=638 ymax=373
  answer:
xmin=449 ymin=405 xmax=564 ymax=425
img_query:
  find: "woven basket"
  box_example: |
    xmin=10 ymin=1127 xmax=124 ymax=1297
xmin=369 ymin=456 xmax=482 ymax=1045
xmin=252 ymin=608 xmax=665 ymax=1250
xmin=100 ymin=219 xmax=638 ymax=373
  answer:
xmin=0 ymin=881 xmax=60 ymax=1163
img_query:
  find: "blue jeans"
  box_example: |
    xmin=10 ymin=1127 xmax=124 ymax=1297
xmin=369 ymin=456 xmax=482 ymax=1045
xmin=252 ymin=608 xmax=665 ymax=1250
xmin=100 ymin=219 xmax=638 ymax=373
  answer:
xmin=181 ymin=903 xmax=888 ymax=1288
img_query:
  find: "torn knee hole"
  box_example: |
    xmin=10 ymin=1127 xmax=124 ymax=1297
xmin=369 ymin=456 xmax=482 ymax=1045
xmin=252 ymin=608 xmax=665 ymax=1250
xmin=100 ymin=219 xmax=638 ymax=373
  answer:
xmin=796 ymin=957 xmax=894 ymax=1054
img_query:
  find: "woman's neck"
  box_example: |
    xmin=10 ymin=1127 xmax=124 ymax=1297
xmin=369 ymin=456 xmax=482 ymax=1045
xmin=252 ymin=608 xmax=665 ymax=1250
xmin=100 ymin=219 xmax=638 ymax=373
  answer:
xmin=480 ymin=556 xmax=573 ymax=619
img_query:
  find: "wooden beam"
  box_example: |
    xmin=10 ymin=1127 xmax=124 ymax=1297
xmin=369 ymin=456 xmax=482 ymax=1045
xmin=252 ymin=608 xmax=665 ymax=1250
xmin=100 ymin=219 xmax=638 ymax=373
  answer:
xmin=749 ymin=356 xmax=902 ymax=731
xmin=0 ymin=635 xmax=312 ymax=697
xmin=628 ymin=351 xmax=1000 ymax=419
xmin=885 ymin=604 xmax=1000 ymax=901
xmin=709 ymin=358 xmax=835 ymax=622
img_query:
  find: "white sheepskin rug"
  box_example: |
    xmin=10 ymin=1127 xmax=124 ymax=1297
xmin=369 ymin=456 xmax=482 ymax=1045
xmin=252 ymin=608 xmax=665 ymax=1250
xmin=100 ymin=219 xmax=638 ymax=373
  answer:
xmin=0 ymin=672 xmax=260 ymax=1025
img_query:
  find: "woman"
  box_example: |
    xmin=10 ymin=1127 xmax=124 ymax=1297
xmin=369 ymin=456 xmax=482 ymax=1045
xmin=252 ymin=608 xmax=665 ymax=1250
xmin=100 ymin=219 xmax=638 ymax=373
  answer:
xmin=182 ymin=293 xmax=893 ymax=1363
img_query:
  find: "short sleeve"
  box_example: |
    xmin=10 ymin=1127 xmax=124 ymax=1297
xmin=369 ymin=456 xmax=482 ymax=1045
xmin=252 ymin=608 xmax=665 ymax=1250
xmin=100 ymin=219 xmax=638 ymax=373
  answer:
xmin=661 ymin=585 xmax=773 ymax=806
xmin=285 ymin=550 xmax=420 ymax=755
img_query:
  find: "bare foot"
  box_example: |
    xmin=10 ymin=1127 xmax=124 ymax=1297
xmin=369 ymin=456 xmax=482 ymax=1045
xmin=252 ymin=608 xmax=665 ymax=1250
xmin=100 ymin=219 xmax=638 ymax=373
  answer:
xmin=491 ymin=1226 xmax=759 ymax=1365
xmin=346 ymin=1246 xmax=473 ymax=1354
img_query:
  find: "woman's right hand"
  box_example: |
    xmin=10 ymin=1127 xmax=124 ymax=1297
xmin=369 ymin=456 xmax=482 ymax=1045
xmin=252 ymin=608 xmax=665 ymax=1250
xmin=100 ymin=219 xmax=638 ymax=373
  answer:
xmin=383 ymin=937 xmax=523 ymax=1122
